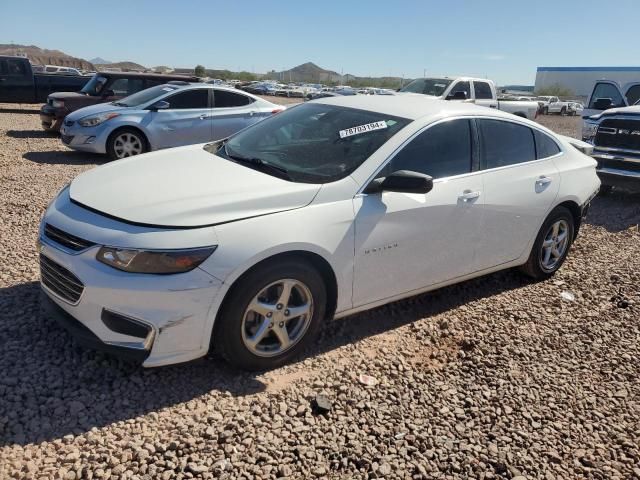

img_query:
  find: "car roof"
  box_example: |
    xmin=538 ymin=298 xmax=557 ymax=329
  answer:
xmin=312 ymin=94 xmax=518 ymax=122
xmin=97 ymin=71 xmax=200 ymax=81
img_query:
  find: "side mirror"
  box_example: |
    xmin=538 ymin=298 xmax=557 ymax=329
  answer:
xmin=365 ymin=170 xmax=434 ymax=194
xmin=446 ymin=91 xmax=467 ymax=101
xmin=102 ymin=89 xmax=115 ymax=98
xmin=149 ymin=100 xmax=170 ymax=111
xmin=593 ymin=97 xmax=613 ymax=110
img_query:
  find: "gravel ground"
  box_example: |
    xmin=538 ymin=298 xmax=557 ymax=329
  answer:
xmin=1 ymin=105 xmax=639 ymax=480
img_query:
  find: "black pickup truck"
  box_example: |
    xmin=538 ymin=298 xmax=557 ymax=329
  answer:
xmin=0 ymin=56 xmax=90 ymax=103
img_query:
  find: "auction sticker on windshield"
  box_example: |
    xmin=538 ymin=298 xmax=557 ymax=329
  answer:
xmin=339 ymin=121 xmax=388 ymax=139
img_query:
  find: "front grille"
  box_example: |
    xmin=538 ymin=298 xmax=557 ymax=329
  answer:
xmin=64 ymin=119 xmax=75 ymax=127
xmin=61 ymin=135 xmax=74 ymax=145
xmin=44 ymin=223 xmax=95 ymax=251
xmin=40 ymin=254 xmax=85 ymax=304
xmin=595 ymin=119 xmax=640 ymax=151
xmin=596 ymin=158 xmax=640 ymax=173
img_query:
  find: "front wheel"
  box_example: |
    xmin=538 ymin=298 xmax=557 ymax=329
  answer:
xmin=560 ymin=107 xmax=567 ymax=116
xmin=520 ymin=206 xmax=574 ymax=280
xmin=542 ymin=107 xmax=548 ymax=115
xmin=214 ymin=260 xmax=327 ymax=370
xmin=107 ymin=128 xmax=148 ymax=160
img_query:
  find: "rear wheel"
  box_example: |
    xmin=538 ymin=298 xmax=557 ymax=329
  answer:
xmin=560 ymin=106 xmax=567 ymax=115
xmin=107 ymin=128 xmax=148 ymax=160
xmin=520 ymin=206 xmax=574 ymax=280
xmin=599 ymin=185 xmax=614 ymax=195
xmin=214 ymin=260 xmax=327 ymax=371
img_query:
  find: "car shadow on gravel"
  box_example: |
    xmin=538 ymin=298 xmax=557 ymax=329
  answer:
xmin=0 ymin=270 xmax=532 ymax=446
xmin=0 ymin=107 xmax=40 ymax=114
xmin=23 ymin=150 xmax=107 ymax=165
xmin=584 ymin=190 xmax=640 ymax=233
xmin=7 ymin=129 xmax=58 ymax=139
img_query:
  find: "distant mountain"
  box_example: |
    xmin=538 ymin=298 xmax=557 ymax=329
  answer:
xmin=90 ymin=57 xmax=112 ymax=65
xmin=97 ymin=61 xmax=147 ymax=72
xmin=265 ymin=62 xmax=406 ymax=88
xmin=0 ymin=44 xmax=94 ymax=70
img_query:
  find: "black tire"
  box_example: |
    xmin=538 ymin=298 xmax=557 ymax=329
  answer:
xmin=542 ymin=106 xmax=548 ymax=115
xmin=520 ymin=206 xmax=575 ymax=280
xmin=106 ymin=128 xmax=148 ymax=160
xmin=214 ymin=259 xmax=327 ymax=371
xmin=560 ymin=106 xmax=567 ymax=116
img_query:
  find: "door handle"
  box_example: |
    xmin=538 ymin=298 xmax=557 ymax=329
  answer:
xmin=489 ymin=104 xmax=497 ymax=108
xmin=248 ymin=111 xmax=257 ymax=117
xmin=536 ymin=175 xmax=552 ymax=187
xmin=458 ymin=190 xmax=481 ymax=202
xmin=199 ymin=114 xmax=208 ymax=120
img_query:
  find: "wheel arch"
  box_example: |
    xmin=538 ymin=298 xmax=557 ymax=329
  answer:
xmin=106 ymin=124 xmax=151 ymax=152
xmin=553 ymin=200 xmax=582 ymax=239
xmin=209 ymin=250 xmax=339 ymax=351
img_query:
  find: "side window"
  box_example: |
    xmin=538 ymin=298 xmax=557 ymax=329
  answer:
xmin=589 ymin=82 xmax=625 ymax=109
xmin=108 ymin=79 xmax=129 ymax=96
xmin=625 ymin=85 xmax=640 ymax=106
xmin=474 ymin=81 xmax=493 ymax=100
xmin=448 ymin=81 xmax=471 ymax=100
xmin=382 ymin=119 xmax=472 ymax=180
xmin=534 ymin=130 xmax=561 ymax=159
xmin=478 ymin=119 xmax=536 ymax=169
xmin=127 ymin=78 xmax=146 ymax=95
xmin=45 ymin=66 xmax=58 ymax=73
xmin=214 ymin=90 xmax=253 ymax=108
xmin=0 ymin=59 xmax=8 ymax=75
xmin=165 ymin=89 xmax=209 ymax=109
xmin=7 ymin=60 xmax=27 ymax=76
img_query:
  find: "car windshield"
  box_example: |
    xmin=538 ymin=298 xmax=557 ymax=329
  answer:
xmin=115 ymin=85 xmax=179 ymax=107
xmin=81 ymin=75 xmax=109 ymax=95
xmin=205 ymin=102 xmax=411 ymax=184
xmin=400 ymin=78 xmax=453 ymax=96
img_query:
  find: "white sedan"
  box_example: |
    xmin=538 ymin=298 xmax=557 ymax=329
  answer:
xmin=39 ymin=96 xmax=600 ymax=370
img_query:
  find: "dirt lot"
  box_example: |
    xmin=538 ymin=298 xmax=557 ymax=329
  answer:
xmin=0 ymin=105 xmax=639 ymax=480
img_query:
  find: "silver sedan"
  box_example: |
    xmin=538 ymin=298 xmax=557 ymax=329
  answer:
xmin=60 ymin=83 xmax=284 ymax=159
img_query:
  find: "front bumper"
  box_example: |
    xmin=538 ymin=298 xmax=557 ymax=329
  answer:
xmin=39 ymin=227 xmax=223 ymax=367
xmin=59 ymin=122 xmax=109 ymax=155
xmin=592 ymin=149 xmax=640 ymax=188
xmin=40 ymin=104 xmax=67 ymax=132
xmin=41 ymin=293 xmax=152 ymax=363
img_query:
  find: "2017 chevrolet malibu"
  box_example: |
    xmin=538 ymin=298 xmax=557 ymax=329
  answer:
xmin=40 ymin=96 xmax=600 ymax=370
xmin=59 ymin=83 xmax=283 ymax=159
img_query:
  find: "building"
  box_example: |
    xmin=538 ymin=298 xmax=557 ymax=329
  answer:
xmin=535 ymin=67 xmax=640 ymax=97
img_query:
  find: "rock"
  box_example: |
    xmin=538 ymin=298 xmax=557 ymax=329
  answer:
xmin=312 ymin=394 xmax=332 ymax=414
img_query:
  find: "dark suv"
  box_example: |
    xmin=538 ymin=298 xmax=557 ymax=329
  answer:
xmin=40 ymin=71 xmax=199 ymax=132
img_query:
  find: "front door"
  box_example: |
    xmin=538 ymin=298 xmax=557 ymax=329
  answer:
xmin=352 ymin=118 xmax=483 ymax=307
xmin=0 ymin=58 xmax=32 ymax=103
xmin=150 ymin=88 xmax=213 ymax=149
xmin=474 ymin=119 xmax=560 ymax=270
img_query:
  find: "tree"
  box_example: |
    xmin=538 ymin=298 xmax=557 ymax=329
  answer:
xmin=194 ymin=65 xmax=206 ymax=77
xmin=535 ymin=83 xmax=574 ymax=97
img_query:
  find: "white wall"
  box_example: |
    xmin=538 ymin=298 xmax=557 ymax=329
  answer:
xmin=535 ymin=68 xmax=640 ymax=97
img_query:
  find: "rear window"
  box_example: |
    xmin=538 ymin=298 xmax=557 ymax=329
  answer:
xmin=474 ymin=81 xmax=493 ymax=100
xmin=211 ymin=103 xmax=411 ymax=183
xmin=626 ymin=85 xmax=640 ymax=106
xmin=478 ymin=119 xmax=536 ymax=169
xmin=534 ymin=130 xmax=561 ymax=159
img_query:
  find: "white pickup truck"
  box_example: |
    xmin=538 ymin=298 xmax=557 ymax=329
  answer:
xmin=399 ymin=76 xmax=539 ymax=120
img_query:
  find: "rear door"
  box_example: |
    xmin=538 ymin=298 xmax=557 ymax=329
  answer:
xmin=0 ymin=58 xmax=33 ymax=103
xmin=211 ymin=89 xmax=265 ymax=140
xmin=473 ymin=80 xmax=498 ymax=109
xmin=150 ymin=88 xmax=212 ymax=149
xmin=475 ymin=119 xmax=560 ymax=270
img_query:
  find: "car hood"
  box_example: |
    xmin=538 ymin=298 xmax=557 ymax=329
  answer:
xmin=69 ymin=144 xmax=321 ymax=228
xmin=66 ymin=102 xmax=126 ymax=121
xmin=598 ymin=105 xmax=640 ymax=117
xmin=48 ymin=91 xmax=90 ymax=101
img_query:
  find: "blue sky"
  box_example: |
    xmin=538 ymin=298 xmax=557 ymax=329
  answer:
xmin=2 ymin=0 xmax=639 ymax=84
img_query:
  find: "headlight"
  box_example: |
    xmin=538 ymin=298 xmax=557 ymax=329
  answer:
xmin=582 ymin=121 xmax=598 ymax=142
xmin=79 ymin=112 xmax=120 ymax=127
xmin=51 ymin=99 xmax=65 ymax=108
xmin=96 ymin=246 xmax=216 ymax=274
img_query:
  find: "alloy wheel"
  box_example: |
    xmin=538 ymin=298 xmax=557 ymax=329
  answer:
xmin=540 ymin=219 xmax=569 ymax=272
xmin=241 ymin=279 xmax=314 ymax=357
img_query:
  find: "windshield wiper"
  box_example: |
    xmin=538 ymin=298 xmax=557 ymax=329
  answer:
xmin=224 ymin=145 xmax=291 ymax=180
